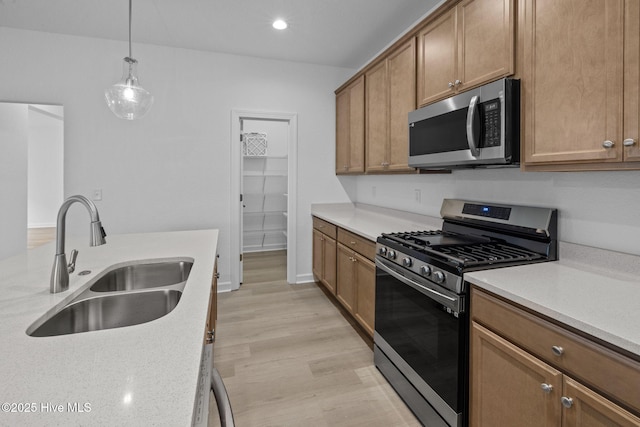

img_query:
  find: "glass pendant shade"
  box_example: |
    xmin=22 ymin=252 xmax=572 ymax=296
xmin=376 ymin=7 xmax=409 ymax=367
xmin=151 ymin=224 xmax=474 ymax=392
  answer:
xmin=105 ymin=57 xmax=154 ymax=120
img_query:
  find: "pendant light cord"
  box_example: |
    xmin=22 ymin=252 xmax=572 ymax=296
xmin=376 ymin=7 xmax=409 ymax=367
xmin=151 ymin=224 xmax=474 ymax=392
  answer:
xmin=128 ymin=0 xmax=133 ymax=59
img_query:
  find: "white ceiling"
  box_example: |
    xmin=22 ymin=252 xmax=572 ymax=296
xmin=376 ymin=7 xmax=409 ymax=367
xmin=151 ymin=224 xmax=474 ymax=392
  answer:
xmin=0 ymin=0 xmax=442 ymax=69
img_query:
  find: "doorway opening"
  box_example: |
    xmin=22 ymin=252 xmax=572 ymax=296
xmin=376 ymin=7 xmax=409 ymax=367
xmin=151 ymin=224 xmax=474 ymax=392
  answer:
xmin=230 ymin=110 xmax=297 ymax=290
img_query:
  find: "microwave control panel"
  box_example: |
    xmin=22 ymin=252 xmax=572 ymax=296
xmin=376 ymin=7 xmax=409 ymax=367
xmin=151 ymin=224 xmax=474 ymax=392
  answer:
xmin=482 ymin=100 xmax=501 ymax=147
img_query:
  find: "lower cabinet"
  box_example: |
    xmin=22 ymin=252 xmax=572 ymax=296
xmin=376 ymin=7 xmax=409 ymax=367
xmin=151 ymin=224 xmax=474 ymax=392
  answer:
xmin=336 ymin=243 xmax=376 ymax=337
xmin=312 ymin=216 xmax=376 ymax=338
xmin=205 ymin=257 xmax=218 ymax=344
xmin=470 ymin=287 xmax=640 ymax=426
xmin=312 ymin=218 xmax=337 ymax=294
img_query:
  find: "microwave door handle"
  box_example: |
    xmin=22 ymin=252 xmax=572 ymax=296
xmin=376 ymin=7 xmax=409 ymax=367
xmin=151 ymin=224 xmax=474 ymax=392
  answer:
xmin=466 ymin=95 xmax=481 ymax=157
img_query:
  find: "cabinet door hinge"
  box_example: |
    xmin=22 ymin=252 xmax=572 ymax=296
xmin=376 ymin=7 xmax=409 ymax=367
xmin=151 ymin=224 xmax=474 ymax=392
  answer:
xmin=240 ymin=254 xmax=243 ymax=261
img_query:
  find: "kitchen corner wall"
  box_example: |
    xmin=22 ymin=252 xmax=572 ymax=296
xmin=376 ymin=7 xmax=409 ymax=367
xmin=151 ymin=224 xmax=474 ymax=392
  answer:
xmin=354 ymin=169 xmax=640 ymax=257
xmin=0 ymin=27 xmax=354 ymax=286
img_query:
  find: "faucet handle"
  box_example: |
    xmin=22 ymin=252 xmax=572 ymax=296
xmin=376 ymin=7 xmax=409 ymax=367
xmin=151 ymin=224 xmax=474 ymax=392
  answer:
xmin=68 ymin=249 xmax=78 ymax=274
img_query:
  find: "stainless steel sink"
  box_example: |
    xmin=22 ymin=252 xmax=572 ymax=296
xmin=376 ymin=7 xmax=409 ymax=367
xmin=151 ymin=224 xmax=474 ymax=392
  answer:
xmin=26 ymin=258 xmax=194 ymax=337
xmin=90 ymin=260 xmax=193 ymax=292
xmin=27 ymin=289 xmax=182 ymax=337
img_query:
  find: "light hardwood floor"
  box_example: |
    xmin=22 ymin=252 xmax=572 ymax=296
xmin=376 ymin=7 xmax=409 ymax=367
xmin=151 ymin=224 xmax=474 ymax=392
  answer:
xmin=209 ymin=251 xmax=420 ymax=426
xmin=27 ymin=227 xmax=56 ymax=249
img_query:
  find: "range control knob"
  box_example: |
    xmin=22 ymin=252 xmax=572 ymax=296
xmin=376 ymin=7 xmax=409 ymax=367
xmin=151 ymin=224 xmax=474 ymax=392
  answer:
xmin=387 ymin=250 xmax=397 ymax=260
xmin=433 ymin=271 xmax=446 ymax=284
xmin=420 ymin=265 xmax=432 ymax=276
xmin=402 ymin=257 xmax=413 ymax=267
xmin=378 ymin=247 xmax=387 ymax=256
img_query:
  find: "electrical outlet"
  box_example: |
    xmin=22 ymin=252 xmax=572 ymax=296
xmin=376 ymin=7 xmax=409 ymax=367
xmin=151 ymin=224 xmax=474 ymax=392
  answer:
xmin=92 ymin=189 xmax=102 ymax=201
xmin=414 ymin=189 xmax=421 ymax=203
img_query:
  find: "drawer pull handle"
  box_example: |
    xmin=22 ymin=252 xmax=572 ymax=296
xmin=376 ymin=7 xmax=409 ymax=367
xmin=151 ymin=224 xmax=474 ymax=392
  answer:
xmin=350 ymin=241 xmax=357 ymax=245
xmin=551 ymin=345 xmax=564 ymax=356
xmin=540 ymin=383 xmax=553 ymax=394
xmin=602 ymin=140 xmax=614 ymax=148
xmin=623 ymin=138 xmax=636 ymax=147
xmin=561 ymin=396 xmax=573 ymax=409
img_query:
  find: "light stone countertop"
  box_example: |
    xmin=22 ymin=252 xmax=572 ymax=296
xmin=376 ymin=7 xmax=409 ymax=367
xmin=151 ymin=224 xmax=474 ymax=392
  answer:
xmin=311 ymin=202 xmax=640 ymax=359
xmin=0 ymin=229 xmax=218 ymax=426
xmin=465 ymin=246 xmax=640 ymax=359
xmin=311 ymin=202 xmax=442 ymax=240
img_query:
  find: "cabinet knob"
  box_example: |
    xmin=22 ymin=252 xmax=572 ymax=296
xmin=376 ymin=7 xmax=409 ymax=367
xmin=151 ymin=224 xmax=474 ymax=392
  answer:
xmin=448 ymin=81 xmax=455 ymax=88
xmin=551 ymin=345 xmax=564 ymax=356
xmin=561 ymin=396 xmax=573 ymax=409
xmin=454 ymin=79 xmax=462 ymax=86
xmin=350 ymin=241 xmax=357 ymax=245
xmin=602 ymin=140 xmax=615 ymax=148
xmin=540 ymin=383 xmax=554 ymax=394
xmin=623 ymin=138 xmax=636 ymax=147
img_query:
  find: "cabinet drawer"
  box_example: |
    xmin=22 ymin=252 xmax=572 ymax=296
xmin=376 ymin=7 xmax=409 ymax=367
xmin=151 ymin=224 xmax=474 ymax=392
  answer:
xmin=471 ymin=287 xmax=640 ymax=415
xmin=337 ymin=229 xmax=376 ymax=261
xmin=312 ymin=217 xmax=337 ymax=239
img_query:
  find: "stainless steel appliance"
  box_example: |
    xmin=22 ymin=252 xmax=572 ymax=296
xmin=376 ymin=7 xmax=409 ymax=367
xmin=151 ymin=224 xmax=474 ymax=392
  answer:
xmin=374 ymin=199 xmax=557 ymax=427
xmin=408 ymin=78 xmax=520 ymax=169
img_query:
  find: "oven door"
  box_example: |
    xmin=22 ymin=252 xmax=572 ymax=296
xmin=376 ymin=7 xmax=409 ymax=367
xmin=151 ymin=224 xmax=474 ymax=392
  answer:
xmin=374 ymin=257 xmax=467 ymax=427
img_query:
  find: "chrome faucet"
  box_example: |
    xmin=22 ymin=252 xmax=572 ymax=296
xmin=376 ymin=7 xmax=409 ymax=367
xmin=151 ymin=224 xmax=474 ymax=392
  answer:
xmin=50 ymin=195 xmax=107 ymax=293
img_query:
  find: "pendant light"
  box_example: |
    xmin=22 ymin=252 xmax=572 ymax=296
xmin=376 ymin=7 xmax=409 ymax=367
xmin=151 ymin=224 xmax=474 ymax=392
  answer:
xmin=104 ymin=0 xmax=154 ymax=120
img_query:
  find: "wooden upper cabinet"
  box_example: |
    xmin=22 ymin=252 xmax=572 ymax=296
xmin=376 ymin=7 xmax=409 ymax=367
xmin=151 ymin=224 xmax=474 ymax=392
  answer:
xmin=457 ymin=0 xmax=515 ymax=89
xmin=365 ymin=60 xmax=389 ymax=172
xmin=388 ymin=39 xmax=417 ymax=172
xmin=417 ymin=8 xmax=458 ymax=106
xmin=336 ymin=76 xmax=365 ymax=174
xmin=521 ymin=0 xmax=633 ymax=168
xmin=624 ymin=0 xmax=640 ymax=162
xmin=365 ymin=39 xmax=416 ymax=173
xmin=417 ymin=0 xmax=514 ymax=107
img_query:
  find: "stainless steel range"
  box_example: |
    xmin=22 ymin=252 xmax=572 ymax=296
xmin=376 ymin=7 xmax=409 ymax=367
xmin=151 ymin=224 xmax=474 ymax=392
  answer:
xmin=374 ymin=199 xmax=558 ymax=427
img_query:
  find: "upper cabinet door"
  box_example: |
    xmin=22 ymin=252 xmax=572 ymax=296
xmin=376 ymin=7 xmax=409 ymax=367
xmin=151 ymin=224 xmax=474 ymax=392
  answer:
xmin=348 ymin=77 xmax=366 ymax=173
xmin=624 ymin=0 xmax=640 ymax=162
xmin=388 ymin=39 xmax=417 ymax=172
xmin=522 ymin=0 xmax=624 ymax=165
xmin=335 ymin=76 xmax=365 ymax=174
xmin=417 ymin=8 xmax=458 ymax=107
xmin=457 ymin=0 xmax=514 ymax=91
xmin=365 ymin=60 xmax=389 ymax=173
xmin=335 ymin=89 xmax=350 ymax=174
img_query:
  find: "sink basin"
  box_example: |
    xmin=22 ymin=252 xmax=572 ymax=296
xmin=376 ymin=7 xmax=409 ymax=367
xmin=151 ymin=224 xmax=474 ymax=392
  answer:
xmin=27 ymin=289 xmax=182 ymax=337
xmin=90 ymin=260 xmax=193 ymax=292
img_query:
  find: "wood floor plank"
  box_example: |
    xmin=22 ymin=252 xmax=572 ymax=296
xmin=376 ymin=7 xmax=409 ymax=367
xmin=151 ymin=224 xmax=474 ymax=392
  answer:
xmin=210 ymin=251 xmax=420 ymax=426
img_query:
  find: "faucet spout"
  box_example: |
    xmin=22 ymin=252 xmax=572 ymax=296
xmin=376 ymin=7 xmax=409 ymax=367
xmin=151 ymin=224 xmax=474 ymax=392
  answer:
xmin=50 ymin=195 xmax=107 ymax=293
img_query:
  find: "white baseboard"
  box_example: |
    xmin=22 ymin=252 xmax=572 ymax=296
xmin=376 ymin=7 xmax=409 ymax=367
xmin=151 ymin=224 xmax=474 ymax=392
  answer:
xmin=295 ymin=273 xmax=315 ymax=284
xmin=216 ymin=281 xmax=234 ymax=293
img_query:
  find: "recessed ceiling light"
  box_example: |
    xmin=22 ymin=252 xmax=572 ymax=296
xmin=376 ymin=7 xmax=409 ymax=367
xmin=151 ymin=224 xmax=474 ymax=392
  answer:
xmin=273 ymin=19 xmax=288 ymax=30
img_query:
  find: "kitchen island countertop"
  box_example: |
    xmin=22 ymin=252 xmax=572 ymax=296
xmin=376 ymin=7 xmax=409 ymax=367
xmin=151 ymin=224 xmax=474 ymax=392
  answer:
xmin=0 ymin=229 xmax=218 ymax=426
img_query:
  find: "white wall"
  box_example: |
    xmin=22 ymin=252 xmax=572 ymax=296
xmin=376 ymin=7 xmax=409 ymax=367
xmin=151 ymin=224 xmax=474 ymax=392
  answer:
xmin=0 ymin=27 xmax=354 ymax=284
xmin=0 ymin=103 xmax=28 ymax=260
xmin=354 ymin=168 xmax=640 ymax=256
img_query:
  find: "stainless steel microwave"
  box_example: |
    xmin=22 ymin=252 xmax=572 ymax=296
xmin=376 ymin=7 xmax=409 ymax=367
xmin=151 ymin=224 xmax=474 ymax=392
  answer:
xmin=408 ymin=78 xmax=520 ymax=169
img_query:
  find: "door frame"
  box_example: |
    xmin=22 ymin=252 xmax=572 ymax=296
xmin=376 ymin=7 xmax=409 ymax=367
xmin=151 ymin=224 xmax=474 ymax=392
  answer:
xmin=230 ymin=109 xmax=298 ymax=289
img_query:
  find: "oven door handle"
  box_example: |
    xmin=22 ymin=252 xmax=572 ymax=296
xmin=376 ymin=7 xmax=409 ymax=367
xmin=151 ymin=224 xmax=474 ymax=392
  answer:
xmin=375 ymin=258 xmax=461 ymax=312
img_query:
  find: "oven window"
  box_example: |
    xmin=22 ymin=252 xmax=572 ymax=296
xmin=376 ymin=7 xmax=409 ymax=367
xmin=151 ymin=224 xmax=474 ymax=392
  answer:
xmin=375 ymin=267 xmax=467 ymax=412
xmin=409 ymin=108 xmax=470 ymax=156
